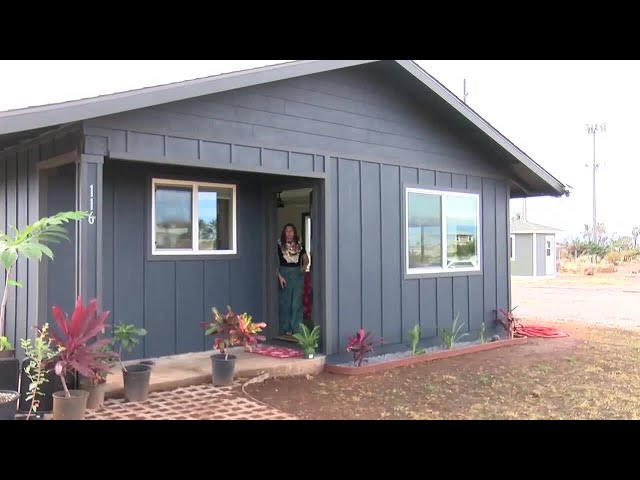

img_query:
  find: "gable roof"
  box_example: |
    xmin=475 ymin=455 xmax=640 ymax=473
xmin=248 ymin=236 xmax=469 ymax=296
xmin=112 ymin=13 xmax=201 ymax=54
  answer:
xmin=510 ymin=219 xmax=563 ymax=234
xmin=0 ymin=60 xmax=568 ymax=197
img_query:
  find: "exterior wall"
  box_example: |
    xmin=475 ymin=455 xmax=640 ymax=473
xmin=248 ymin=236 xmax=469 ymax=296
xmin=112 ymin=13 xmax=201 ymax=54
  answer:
xmin=511 ymin=233 xmax=533 ymax=276
xmin=0 ymin=128 xmax=81 ymax=349
xmin=82 ymin=62 xmax=512 ymax=356
xmin=536 ymin=234 xmax=547 ymax=276
xmin=102 ymin=160 xmax=265 ymax=359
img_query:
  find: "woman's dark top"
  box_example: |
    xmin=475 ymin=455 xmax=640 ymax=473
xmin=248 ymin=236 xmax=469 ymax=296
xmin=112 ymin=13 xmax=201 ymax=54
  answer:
xmin=278 ymin=241 xmax=306 ymax=268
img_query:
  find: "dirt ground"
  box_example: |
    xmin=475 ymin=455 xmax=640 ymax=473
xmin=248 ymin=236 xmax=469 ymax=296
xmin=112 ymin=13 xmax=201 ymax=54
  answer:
xmin=246 ymin=321 xmax=640 ymax=420
xmin=512 ymin=272 xmax=640 ymax=330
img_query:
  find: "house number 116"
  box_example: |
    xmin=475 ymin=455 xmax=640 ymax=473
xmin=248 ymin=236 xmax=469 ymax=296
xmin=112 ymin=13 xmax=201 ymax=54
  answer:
xmin=88 ymin=184 xmax=96 ymax=225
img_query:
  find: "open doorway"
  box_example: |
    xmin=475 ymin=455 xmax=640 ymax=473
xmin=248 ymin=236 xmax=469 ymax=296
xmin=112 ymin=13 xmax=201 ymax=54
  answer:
xmin=274 ymin=188 xmax=314 ymax=340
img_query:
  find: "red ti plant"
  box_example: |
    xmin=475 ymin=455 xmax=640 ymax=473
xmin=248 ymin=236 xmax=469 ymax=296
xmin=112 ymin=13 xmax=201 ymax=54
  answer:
xmin=496 ymin=306 xmax=520 ymax=339
xmin=346 ymin=329 xmax=382 ymax=367
xmin=49 ymin=297 xmax=116 ymax=397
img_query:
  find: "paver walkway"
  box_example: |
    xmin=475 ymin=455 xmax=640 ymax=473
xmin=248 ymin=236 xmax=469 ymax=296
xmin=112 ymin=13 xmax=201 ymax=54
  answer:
xmin=85 ymin=383 xmax=297 ymax=420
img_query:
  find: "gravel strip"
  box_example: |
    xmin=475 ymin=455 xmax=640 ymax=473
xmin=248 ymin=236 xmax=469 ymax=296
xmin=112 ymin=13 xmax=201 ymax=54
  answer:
xmin=340 ymin=341 xmax=479 ymax=366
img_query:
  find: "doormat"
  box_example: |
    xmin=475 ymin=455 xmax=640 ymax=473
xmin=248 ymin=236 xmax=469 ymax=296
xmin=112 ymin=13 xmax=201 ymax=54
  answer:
xmin=251 ymin=346 xmax=303 ymax=359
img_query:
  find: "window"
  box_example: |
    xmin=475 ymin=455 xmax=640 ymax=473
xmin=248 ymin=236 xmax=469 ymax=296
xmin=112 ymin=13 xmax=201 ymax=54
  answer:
xmin=510 ymin=235 xmax=516 ymax=261
xmin=405 ymin=187 xmax=480 ymax=275
xmin=152 ymin=178 xmax=236 ymax=255
xmin=546 ymin=240 xmax=551 ymax=257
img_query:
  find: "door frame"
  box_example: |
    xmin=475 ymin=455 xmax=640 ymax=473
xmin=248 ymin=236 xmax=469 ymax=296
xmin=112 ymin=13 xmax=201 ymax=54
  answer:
xmin=263 ymin=178 xmax=326 ymax=352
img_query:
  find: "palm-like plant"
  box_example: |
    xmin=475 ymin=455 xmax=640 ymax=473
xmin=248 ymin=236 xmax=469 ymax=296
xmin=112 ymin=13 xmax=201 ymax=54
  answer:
xmin=440 ymin=313 xmax=469 ymax=349
xmin=293 ymin=324 xmax=320 ymax=356
xmin=0 ymin=211 xmax=87 ymax=344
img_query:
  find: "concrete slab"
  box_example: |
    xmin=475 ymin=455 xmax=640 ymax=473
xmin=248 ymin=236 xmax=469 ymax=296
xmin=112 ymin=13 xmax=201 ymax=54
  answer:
xmin=104 ymin=346 xmax=325 ymax=399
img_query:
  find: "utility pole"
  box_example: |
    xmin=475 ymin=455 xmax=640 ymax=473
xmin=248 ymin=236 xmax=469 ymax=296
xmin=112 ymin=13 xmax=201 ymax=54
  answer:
xmin=585 ymin=123 xmax=606 ymax=244
xmin=463 ymin=79 xmax=469 ymax=104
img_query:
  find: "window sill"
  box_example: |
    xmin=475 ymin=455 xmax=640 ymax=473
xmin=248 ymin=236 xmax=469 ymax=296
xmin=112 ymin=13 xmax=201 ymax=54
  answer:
xmin=403 ymin=269 xmax=483 ymax=280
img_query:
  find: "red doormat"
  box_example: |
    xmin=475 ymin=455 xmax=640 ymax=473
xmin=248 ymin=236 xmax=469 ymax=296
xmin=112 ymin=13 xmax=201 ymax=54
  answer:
xmin=251 ymin=346 xmax=303 ymax=359
xmin=515 ymin=325 xmax=569 ymax=338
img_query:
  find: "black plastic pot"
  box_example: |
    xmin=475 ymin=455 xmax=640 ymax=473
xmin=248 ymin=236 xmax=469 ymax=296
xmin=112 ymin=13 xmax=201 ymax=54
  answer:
xmin=52 ymin=390 xmax=89 ymax=420
xmin=18 ymin=361 xmax=76 ymax=414
xmin=0 ymin=390 xmax=19 ymax=420
xmin=122 ymin=364 xmax=151 ymax=402
xmin=211 ymin=354 xmax=236 ymax=386
xmin=0 ymin=354 xmax=19 ymax=392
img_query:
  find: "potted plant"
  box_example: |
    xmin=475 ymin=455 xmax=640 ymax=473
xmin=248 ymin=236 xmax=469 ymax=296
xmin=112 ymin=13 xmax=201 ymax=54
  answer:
xmin=203 ymin=306 xmax=266 ymax=386
xmin=19 ymin=323 xmax=59 ymax=420
xmin=292 ymin=324 xmax=320 ymax=359
xmin=78 ymin=343 xmax=115 ymax=410
xmin=0 ymin=210 xmax=87 ymax=391
xmin=0 ymin=389 xmax=19 ymax=421
xmin=49 ymin=297 xmax=115 ymax=420
xmin=111 ymin=323 xmax=150 ymax=402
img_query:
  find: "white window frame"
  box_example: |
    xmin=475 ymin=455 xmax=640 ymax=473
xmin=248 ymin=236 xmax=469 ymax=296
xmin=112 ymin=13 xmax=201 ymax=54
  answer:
xmin=510 ymin=234 xmax=516 ymax=261
xmin=151 ymin=178 xmax=237 ymax=256
xmin=405 ymin=187 xmax=481 ymax=275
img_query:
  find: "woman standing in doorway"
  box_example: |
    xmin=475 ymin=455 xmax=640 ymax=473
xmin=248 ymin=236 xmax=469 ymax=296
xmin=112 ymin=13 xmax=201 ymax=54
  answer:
xmin=277 ymin=223 xmax=309 ymax=338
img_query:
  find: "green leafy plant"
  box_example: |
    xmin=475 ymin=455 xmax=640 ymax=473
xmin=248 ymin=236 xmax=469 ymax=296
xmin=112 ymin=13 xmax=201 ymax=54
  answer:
xmin=0 ymin=336 xmax=11 ymax=351
xmin=20 ymin=323 xmax=60 ymax=419
xmin=293 ymin=324 xmax=320 ymax=355
xmin=0 ymin=210 xmax=87 ymax=345
xmin=112 ymin=323 xmax=148 ymax=372
xmin=479 ymin=321 xmax=486 ymax=343
xmin=440 ymin=313 xmax=469 ymax=349
xmin=407 ymin=324 xmax=425 ymax=355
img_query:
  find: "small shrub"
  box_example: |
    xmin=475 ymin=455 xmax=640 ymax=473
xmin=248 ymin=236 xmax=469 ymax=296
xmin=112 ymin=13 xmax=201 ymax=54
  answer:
xmin=440 ymin=313 xmax=468 ymax=349
xmin=584 ymin=266 xmax=595 ymax=276
xmin=605 ymin=251 xmax=622 ymax=265
xmin=407 ymin=324 xmax=425 ymax=355
xmin=496 ymin=306 xmax=520 ymax=339
xmin=20 ymin=323 xmax=59 ymax=419
xmin=346 ymin=329 xmax=382 ymax=366
xmin=292 ymin=324 xmax=320 ymax=354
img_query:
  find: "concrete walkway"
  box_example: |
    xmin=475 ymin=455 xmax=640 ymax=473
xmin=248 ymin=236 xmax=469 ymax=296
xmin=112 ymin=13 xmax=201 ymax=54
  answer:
xmin=105 ymin=346 xmax=325 ymax=399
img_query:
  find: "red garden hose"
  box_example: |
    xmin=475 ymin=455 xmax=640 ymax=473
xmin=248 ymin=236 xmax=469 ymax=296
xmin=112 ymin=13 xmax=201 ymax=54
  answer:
xmin=514 ymin=325 xmax=569 ymax=338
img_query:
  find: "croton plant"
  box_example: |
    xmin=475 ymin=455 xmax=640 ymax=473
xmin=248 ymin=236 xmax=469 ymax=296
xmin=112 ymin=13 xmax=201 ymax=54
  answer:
xmin=49 ymin=297 xmax=117 ymax=396
xmin=203 ymin=306 xmax=266 ymax=359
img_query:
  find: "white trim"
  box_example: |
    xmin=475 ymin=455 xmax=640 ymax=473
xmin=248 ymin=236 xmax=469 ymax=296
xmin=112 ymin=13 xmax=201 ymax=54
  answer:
xmin=509 ymin=234 xmax=516 ymax=261
xmin=405 ymin=187 xmax=481 ymax=276
xmin=511 ymin=230 xmax=560 ymax=234
xmin=151 ymin=178 xmax=237 ymax=256
xmin=532 ymin=232 xmax=537 ymax=276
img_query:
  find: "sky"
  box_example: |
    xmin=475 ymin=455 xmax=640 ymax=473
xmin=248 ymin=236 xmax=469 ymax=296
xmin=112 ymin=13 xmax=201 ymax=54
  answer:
xmin=0 ymin=60 xmax=636 ymax=241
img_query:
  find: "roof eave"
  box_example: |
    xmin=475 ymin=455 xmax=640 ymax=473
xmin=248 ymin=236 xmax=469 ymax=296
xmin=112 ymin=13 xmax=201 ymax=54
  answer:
xmin=395 ymin=60 xmax=569 ymax=199
xmin=0 ymin=60 xmax=377 ymax=136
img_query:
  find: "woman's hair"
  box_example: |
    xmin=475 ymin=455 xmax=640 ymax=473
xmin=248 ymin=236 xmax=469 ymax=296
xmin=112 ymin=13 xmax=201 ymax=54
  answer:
xmin=280 ymin=223 xmax=300 ymax=245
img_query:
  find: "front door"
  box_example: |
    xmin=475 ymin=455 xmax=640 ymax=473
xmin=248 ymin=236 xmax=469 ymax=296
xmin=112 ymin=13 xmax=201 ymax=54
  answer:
xmin=545 ymin=235 xmax=555 ymax=276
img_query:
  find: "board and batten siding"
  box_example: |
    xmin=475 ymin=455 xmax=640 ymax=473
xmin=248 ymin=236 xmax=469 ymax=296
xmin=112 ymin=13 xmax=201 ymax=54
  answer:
xmin=328 ymin=156 xmax=510 ymax=352
xmin=102 ymin=160 xmax=265 ymax=359
xmin=79 ymin=61 xmax=513 ymax=355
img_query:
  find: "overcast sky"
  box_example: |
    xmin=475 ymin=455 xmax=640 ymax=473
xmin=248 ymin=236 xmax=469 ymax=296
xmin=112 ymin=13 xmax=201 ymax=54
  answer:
xmin=0 ymin=60 xmax=634 ymax=241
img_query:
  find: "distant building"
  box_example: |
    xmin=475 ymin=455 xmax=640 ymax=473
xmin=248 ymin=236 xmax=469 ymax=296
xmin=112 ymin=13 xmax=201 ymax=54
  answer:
xmin=510 ymin=219 xmax=563 ymax=277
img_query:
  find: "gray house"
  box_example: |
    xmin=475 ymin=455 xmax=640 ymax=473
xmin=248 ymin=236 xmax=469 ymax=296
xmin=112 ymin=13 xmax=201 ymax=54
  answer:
xmin=0 ymin=60 xmax=568 ymax=358
xmin=510 ymin=219 xmax=562 ymax=277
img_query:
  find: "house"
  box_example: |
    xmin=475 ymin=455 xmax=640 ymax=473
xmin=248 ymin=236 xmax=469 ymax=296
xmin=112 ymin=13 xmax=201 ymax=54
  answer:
xmin=510 ymin=219 xmax=563 ymax=277
xmin=0 ymin=60 xmax=568 ymax=358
